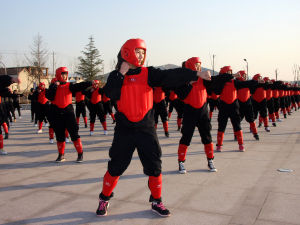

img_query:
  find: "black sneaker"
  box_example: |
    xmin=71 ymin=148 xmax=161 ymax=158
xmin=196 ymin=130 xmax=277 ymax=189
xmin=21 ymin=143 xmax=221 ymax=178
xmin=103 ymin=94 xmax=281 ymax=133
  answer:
xmin=234 ymin=135 xmax=237 ymax=141
xmin=178 ymin=161 xmax=186 ymax=174
xmin=55 ymin=154 xmax=66 ymax=163
xmin=151 ymin=201 xmax=170 ymax=217
xmin=96 ymin=199 xmax=109 ymax=216
xmin=85 ymin=124 xmax=88 ymax=128
xmin=207 ymin=159 xmax=217 ymax=172
xmin=165 ymin=131 xmax=169 ymax=137
xmin=258 ymin=123 xmax=262 ymax=128
xmin=76 ymin=153 xmax=83 ymax=163
xmin=112 ymin=120 xmax=116 ymax=124
xmin=284 ymin=114 xmax=287 ymax=118
xmin=253 ymin=134 xmax=259 ymax=140
xmin=272 ymin=122 xmax=276 ymax=127
xmin=4 ymin=133 xmax=8 ymax=139
xmin=177 ymin=126 xmax=181 ymax=131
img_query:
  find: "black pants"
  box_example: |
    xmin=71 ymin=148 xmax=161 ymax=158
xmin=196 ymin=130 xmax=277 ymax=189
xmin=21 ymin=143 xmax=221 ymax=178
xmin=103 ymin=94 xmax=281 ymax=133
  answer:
xmin=218 ymin=100 xmax=241 ymax=132
xmin=13 ymin=102 xmax=21 ymax=117
xmin=75 ymin=101 xmax=87 ymax=118
xmin=252 ymin=99 xmax=267 ymax=119
xmin=273 ymin=97 xmax=280 ymax=113
xmin=103 ymin=101 xmax=113 ymax=115
xmin=90 ymin=102 xmax=105 ymax=123
xmin=51 ymin=105 xmax=80 ymax=142
xmin=239 ymin=99 xmax=255 ymax=123
xmin=179 ymin=103 xmax=212 ymax=146
xmin=267 ymin=98 xmax=275 ymax=115
xmin=36 ymin=103 xmax=49 ymax=123
xmin=168 ymin=99 xmax=184 ymax=118
xmin=154 ymin=100 xmax=168 ymax=124
xmin=108 ymin=125 xmax=161 ymax=177
xmin=208 ymin=98 xmax=219 ymax=112
xmin=279 ymin=97 xmax=286 ymax=109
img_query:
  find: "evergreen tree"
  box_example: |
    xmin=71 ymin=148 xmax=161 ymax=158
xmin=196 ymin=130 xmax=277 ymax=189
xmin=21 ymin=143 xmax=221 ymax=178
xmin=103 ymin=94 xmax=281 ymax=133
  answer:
xmin=77 ymin=36 xmax=103 ymax=81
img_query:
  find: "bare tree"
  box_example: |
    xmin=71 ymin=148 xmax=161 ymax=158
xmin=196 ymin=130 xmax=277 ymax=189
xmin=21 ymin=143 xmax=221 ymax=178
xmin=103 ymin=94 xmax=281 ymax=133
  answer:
xmin=25 ymin=33 xmax=49 ymax=82
xmin=292 ymin=64 xmax=300 ymax=82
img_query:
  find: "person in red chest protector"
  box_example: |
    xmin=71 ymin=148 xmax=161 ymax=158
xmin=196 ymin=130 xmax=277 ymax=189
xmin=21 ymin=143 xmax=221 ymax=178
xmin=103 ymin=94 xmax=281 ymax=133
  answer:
xmin=176 ymin=57 xmax=217 ymax=173
xmin=36 ymin=82 xmax=50 ymax=133
xmin=167 ymin=90 xmax=184 ymax=130
xmin=75 ymin=91 xmax=88 ymax=128
xmin=263 ymin=77 xmax=277 ymax=127
xmin=96 ymin=38 xmax=211 ymax=217
xmin=251 ymin=74 xmax=271 ymax=132
xmin=215 ymin=66 xmax=260 ymax=152
xmin=207 ymin=91 xmax=219 ymax=120
xmin=102 ymin=93 xmax=116 ymax=124
xmin=236 ymin=71 xmax=260 ymax=140
xmin=285 ymin=82 xmax=292 ymax=115
xmin=271 ymin=79 xmax=282 ymax=122
xmin=0 ymin=75 xmax=19 ymax=155
xmin=153 ymin=87 xmax=169 ymax=137
xmin=83 ymin=80 xmax=107 ymax=135
xmin=292 ymin=83 xmax=300 ymax=110
xmin=46 ymin=67 xmax=92 ymax=162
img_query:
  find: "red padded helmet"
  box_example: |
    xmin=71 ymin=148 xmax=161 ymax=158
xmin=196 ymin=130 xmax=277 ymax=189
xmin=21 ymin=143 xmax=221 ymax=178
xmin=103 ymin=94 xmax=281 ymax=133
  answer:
xmin=219 ymin=66 xmax=232 ymax=75
xmin=252 ymin=74 xmax=261 ymax=81
xmin=56 ymin=67 xmax=68 ymax=82
xmin=121 ymin=38 xmax=146 ymax=67
xmin=271 ymin=79 xmax=276 ymax=83
xmin=263 ymin=77 xmax=270 ymax=82
xmin=237 ymin=70 xmax=246 ymax=81
xmin=38 ymin=82 xmax=45 ymax=90
xmin=92 ymin=80 xmax=100 ymax=89
xmin=185 ymin=57 xmax=201 ymax=71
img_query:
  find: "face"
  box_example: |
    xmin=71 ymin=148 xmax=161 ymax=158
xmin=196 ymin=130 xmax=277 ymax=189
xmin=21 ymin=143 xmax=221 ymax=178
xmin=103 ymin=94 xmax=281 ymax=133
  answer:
xmin=195 ymin=62 xmax=201 ymax=72
xmin=135 ymin=48 xmax=145 ymax=66
xmin=241 ymin=73 xmax=247 ymax=80
xmin=61 ymin=72 xmax=68 ymax=82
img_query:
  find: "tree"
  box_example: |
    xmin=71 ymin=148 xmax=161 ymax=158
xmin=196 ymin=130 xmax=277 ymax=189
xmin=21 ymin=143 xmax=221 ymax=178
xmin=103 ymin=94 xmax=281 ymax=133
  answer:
xmin=77 ymin=36 xmax=103 ymax=81
xmin=25 ymin=33 xmax=49 ymax=82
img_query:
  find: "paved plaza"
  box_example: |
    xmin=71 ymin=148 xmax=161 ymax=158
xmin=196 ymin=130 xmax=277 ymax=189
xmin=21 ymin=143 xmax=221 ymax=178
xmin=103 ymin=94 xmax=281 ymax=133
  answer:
xmin=0 ymin=108 xmax=300 ymax=225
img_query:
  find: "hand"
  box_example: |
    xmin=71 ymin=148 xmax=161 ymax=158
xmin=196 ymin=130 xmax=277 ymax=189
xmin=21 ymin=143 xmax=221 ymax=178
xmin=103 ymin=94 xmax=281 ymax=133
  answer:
xmin=55 ymin=81 xmax=60 ymax=86
xmin=197 ymin=70 xmax=211 ymax=81
xmin=119 ymin=62 xmax=130 ymax=75
xmin=258 ymin=79 xmax=265 ymax=84
xmin=11 ymin=77 xmax=20 ymax=84
xmin=233 ymin=72 xmax=241 ymax=78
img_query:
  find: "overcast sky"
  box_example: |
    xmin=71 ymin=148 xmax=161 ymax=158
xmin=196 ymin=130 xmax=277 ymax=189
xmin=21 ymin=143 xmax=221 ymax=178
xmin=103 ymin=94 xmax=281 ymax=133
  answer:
xmin=0 ymin=0 xmax=299 ymax=80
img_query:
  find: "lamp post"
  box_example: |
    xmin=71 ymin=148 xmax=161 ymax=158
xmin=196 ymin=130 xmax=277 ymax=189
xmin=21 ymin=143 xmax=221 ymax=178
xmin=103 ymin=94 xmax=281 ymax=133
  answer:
xmin=212 ymin=54 xmax=216 ymax=76
xmin=243 ymin=59 xmax=248 ymax=80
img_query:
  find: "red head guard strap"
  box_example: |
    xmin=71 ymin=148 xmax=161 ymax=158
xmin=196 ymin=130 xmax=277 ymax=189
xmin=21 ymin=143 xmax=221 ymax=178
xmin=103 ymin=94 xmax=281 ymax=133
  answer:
xmin=185 ymin=57 xmax=201 ymax=71
xmin=121 ymin=38 xmax=147 ymax=67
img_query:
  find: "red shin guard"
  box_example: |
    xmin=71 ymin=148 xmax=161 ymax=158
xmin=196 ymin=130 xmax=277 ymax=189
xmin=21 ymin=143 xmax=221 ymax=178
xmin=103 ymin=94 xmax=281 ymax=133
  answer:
xmin=2 ymin=123 xmax=8 ymax=133
xmin=76 ymin=117 xmax=80 ymax=124
xmin=0 ymin=134 xmax=3 ymax=149
xmin=250 ymin=122 xmax=258 ymax=134
xmin=209 ymin=111 xmax=213 ymax=119
xmin=73 ymin=138 xmax=83 ymax=154
xmin=178 ymin=144 xmax=188 ymax=162
xmin=177 ymin=118 xmax=182 ymax=127
xmin=38 ymin=121 xmax=43 ymax=130
xmin=65 ymin=129 xmax=69 ymax=138
xmin=84 ymin=117 xmax=88 ymax=125
xmin=49 ymin=128 xmax=54 ymax=139
xmin=235 ymin=130 xmax=243 ymax=145
xmin=155 ymin=123 xmax=157 ymax=129
xmin=168 ymin=112 xmax=172 ymax=119
xmin=101 ymin=121 xmax=107 ymax=131
xmin=163 ymin=121 xmax=168 ymax=132
xmin=110 ymin=113 xmax=115 ymax=121
xmin=204 ymin=143 xmax=214 ymax=159
xmin=149 ymin=174 xmax=162 ymax=199
xmin=263 ymin=117 xmax=269 ymax=127
xmin=90 ymin=123 xmax=95 ymax=131
xmin=217 ymin=131 xmax=224 ymax=146
xmin=102 ymin=171 xmax=120 ymax=197
xmin=275 ymin=111 xmax=279 ymax=119
xmin=57 ymin=141 xmax=65 ymax=154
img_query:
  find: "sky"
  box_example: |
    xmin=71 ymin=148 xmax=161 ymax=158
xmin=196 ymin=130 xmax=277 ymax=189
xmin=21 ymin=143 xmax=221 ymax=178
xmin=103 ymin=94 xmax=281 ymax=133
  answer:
xmin=0 ymin=0 xmax=299 ymax=81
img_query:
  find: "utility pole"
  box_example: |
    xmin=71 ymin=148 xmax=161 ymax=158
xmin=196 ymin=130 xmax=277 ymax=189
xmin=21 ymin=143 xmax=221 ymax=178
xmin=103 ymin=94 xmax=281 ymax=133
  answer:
xmin=243 ymin=59 xmax=248 ymax=80
xmin=212 ymin=54 xmax=216 ymax=76
xmin=52 ymin=51 xmax=55 ymax=77
xmin=275 ymin=69 xmax=278 ymax=81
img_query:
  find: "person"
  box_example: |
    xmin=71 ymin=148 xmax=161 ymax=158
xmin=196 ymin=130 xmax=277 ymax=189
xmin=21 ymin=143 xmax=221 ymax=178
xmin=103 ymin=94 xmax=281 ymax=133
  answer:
xmin=46 ymin=67 xmax=92 ymax=162
xmin=75 ymin=90 xmax=88 ymax=128
xmin=12 ymin=90 xmax=23 ymax=119
xmin=236 ymin=70 xmax=259 ymax=140
xmin=96 ymin=38 xmax=211 ymax=217
xmin=167 ymin=90 xmax=184 ymax=131
xmin=153 ymin=87 xmax=169 ymax=137
xmin=264 ymin=77 xmax=276 ymax=127
xmin=0 ymin=75 xmax=19 ymax=155
xmin=271 ymin=79 xmax=282 ymax=122
xmin=207 ymin=91 xmax=219 ymax=120
xmin=176 ymin=57 xmax=219 ymax=173
xmin=36 ymin=82 xmax=49 ymax=133
xmin=28 ymin=88 xmax=38 ymax=125
xmin=251 ymin=74 xmax=270 ymax=132
xmin=215 ymin=66 xmax=260 ymax=152
xmin=102 ymin=93 xmax=116 ymax=124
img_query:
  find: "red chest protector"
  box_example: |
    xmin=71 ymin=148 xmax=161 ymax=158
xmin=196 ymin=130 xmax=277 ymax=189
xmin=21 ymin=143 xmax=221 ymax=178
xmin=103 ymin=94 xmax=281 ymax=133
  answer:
xmin=237 ymin=87 xmax=250 ymax=102
xmin=272 ymin=89 xmax=279 ymax=98
xmin=117 ymin=67 xmax=153 ymax=122
xmin=183 ymin=78 xmax=207 ymax=109
xmin=102 ymin=94 xmax=110 ymax=103
xmin=266 ymin=89 xmax=273 ymax=100
xmin=0 ymin=97 xmax=2 ymax=104
xmin=52 ymin=83 xmax=72 ymax=108
xmin=38 ymin=90 xmax=48 ymax=104
xmin=253 ymin=87 xmax=266 ymax=102
xmin=220 ymin=80 xmax=237 ymax=104
xmin=169 ymin=91 xmax=178 ymax=101
xmin=153 ymin=87 xmax=165 ymax=103
xmin=75 ymin=92 xmax=85 ymax=102
xmin=279 ymin=90 xmax=284 ymax=97
xmin=91 ymin=88 xmax=102 ymax=104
